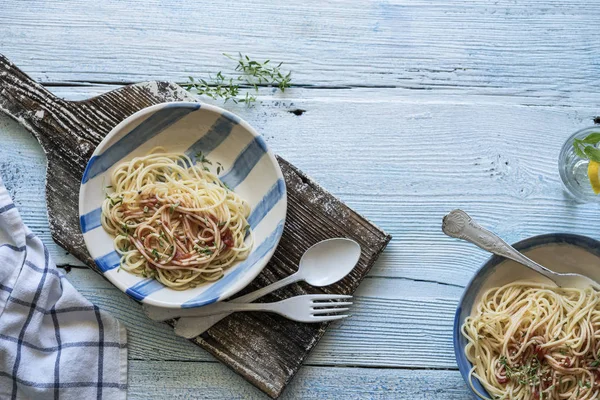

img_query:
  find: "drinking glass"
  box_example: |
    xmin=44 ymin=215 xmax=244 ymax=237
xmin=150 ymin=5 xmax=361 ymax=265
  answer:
xmin=559 ymin=126 xmax=600 ymax=202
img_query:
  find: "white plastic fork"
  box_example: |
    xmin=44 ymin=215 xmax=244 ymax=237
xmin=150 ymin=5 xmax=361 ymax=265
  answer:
xmin=145 ymin=294 xmax=352 ymax=327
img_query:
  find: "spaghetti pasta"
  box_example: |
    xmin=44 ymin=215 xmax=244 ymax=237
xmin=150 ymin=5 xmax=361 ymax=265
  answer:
xmin=100 ymin=147 xmax=253 ymax=290
xmin=462 ymin=282 xmax=600 ymax=400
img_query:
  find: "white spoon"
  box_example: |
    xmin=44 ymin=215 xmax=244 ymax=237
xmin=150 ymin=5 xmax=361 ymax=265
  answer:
xmin=167 ymin=238 xmax=361 ymax=338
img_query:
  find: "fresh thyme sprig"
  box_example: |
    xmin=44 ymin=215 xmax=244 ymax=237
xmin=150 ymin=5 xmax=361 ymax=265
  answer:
xmin=182 ymin=72 xmax=251 ymax=104
xmin=183 ymin=53 xmax=292 ymax=106
xmin=573 ymin=132 xmax=600 ymax=162
xmin=226 ymin=53 xmax=292 ymax=92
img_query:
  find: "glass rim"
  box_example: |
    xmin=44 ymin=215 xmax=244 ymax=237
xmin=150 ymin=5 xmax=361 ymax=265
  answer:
xmin=561 ymin=125 xmax=600 ymax=148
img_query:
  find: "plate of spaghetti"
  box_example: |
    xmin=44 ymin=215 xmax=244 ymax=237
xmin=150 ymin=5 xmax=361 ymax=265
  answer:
xmin=454 ymin=234 xmax=600 ymax=400
xmin=79 ymin=102 xmax=286 ymax=308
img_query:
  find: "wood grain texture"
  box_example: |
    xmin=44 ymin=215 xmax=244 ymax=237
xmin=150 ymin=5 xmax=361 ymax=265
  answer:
xmin=6 ymin=85 xmax=600 ymax=286
xmin=0 ymin=55 xmax=390 ymax=398
xmin=127 ymin=361 xmax=471 ymax=399
xmin=60 ymin=267 xmax=462 ymax=368
xmin=1 ymin=0 xmax=600 ymax=106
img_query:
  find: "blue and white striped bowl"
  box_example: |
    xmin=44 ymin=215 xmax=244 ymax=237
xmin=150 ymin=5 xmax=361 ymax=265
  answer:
xmin=454 ymin=234 xmax=600 ymax=398
xmin=78 ymin=102 xmax=287 ymax=309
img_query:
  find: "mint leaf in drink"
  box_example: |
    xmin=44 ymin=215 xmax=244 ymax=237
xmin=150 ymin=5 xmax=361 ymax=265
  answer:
xmin=584 ymin=146 xmax=600 ymax=162
xmin=581 ymin=132 xmax=600 ymax=144
xmin=573 ymin=132 xmax=600 ymax=161
xmin=573 ymin=139 xmax=587 ymax=159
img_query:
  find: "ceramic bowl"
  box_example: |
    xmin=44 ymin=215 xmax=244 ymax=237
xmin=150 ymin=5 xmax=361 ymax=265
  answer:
xmin=454 ymin=234 xmax=600 ymax=398
xmin=79 ymin=102 xmax=287 ymax=308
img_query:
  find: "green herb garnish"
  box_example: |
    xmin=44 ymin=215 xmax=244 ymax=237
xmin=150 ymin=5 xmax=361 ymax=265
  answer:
xmin=574 ymin=132 xmax=600 ymax=162
xmin=228 ymin=53 xmax=292 ymax=92
xmin=195 ymin=151 xmax=213 ymax=167
xmin=182 ymin=71 xmax=250 ymax=104
xmin=182 ymin=53 xmax=291 ymax=106
xmin=498 ymin=355 xmax=542 ymax=386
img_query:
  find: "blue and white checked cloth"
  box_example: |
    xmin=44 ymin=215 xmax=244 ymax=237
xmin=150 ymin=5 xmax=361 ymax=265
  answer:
xmin=0 ymin=177 xmax=127 ymax=399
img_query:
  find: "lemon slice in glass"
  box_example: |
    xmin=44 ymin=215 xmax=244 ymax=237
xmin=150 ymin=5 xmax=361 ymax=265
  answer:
xmin=588 ymin=160 xmax=600 ymax=194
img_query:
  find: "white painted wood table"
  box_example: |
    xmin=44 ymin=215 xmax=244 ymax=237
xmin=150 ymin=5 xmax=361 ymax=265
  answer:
xmin=1 ymin=1 xmax=599 ymax=398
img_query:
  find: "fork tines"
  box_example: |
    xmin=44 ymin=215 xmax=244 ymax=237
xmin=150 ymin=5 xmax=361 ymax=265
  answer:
xmin=308 ymin=294 xmax=353 ymax=321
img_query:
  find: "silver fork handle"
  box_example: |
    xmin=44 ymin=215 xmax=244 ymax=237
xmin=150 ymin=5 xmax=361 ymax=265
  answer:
xmin=442 ymin=209 xmax=557 ymax=282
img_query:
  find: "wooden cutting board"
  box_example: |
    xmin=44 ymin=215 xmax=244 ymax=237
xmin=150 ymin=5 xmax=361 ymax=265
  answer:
xmin=0 ymin=54 xmax=391 ymax=398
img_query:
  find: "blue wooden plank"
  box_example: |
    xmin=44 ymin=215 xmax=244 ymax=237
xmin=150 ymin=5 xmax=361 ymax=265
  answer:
xmin=128 ymin=361 xmax=471 ymax=399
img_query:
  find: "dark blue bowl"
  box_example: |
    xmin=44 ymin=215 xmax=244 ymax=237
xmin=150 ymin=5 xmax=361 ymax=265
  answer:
xmin=454 ymin=233 xmax=600 ymax=398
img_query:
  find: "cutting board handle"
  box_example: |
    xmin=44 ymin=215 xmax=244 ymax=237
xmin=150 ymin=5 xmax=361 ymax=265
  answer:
xmin=0 ymin=55 xmax=63 ymax=116
xmin=0 ymin=54 xmax=72 ymax=153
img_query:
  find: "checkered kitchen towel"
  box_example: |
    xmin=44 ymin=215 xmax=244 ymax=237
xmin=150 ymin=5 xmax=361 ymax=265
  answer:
xmin=0 ymin=177 xmax=127 ymax=399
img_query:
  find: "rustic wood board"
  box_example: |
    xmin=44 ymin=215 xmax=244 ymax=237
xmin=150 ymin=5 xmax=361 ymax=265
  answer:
xmin=0 ymin=54 xmax=391 ymax=398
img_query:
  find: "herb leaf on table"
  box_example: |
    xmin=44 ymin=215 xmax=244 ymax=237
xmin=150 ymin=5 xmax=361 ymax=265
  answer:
xmin=182 ymin=53 xmax=292 ymax=106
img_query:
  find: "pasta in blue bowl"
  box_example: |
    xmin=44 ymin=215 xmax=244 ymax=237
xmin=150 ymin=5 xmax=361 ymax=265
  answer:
xmin=79 ymin=102 xmax=286 ymax=309
xmin=454 ymin=234 xmax=600 ymax=399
